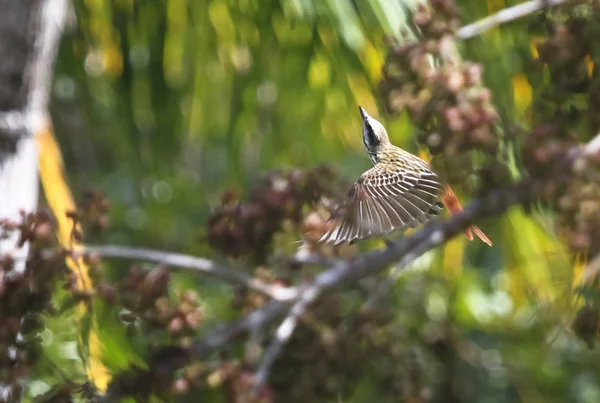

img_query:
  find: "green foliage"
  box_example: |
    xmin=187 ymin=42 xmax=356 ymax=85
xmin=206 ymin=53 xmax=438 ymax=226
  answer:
xmin=15 ymin=0 xmax=599 ymax=402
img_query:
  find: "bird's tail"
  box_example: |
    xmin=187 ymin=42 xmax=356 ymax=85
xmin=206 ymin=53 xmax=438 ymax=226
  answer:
xmin=441 ymin=186 xmax=493 ymax=247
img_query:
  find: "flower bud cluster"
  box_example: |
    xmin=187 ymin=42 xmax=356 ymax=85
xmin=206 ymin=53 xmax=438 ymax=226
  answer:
xmin=0 ymin=211 xmax=68 ymax=398
xmin=381 ymin=0 xmax=499 ymax=158
xmin=525 ymin=9 xmax=600 ymax=253
xmin=97 ymin=267 xmax=204 ymax=340
xmin=556 ymin=154 xmax=600 ymax=252
xmin=206 ymin=165 xmax=337 ymax=264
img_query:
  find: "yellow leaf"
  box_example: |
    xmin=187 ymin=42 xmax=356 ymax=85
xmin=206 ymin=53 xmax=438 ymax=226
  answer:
xmin=500 ymin=207 xmax=566 ymax=306
xmin=512 ymin=73 xmax=532 ymax=115
xmin=37 ymin=124 xmax=110 ymax=390
xmin=358 ymin=40 xmax=383 ymax=82
xmin=530 ymin=36 xmax=545 ymax=59
xmin=209 ymin=2 xmax=236 ymax=45
xmin=102 ymin=45 xmax=123 ymax=77
xmin=443 ymin=234 xmax=465 ymax=278
xmin=418 ymin=147 xmax=431 ymax=164
xmin=585 ymin=55 xmax=594 ymax=76
xmin=308 ymin=54 xmax=331 ymax=88
xmin=347 ymin=73 xmax=379 ymax=118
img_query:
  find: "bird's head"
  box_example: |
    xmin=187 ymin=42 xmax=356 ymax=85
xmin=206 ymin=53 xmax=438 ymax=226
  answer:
xmin=359 ymin=106 xmax=391 ymax=159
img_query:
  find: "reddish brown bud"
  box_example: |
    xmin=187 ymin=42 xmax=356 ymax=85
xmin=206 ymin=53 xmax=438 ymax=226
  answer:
xmin=168 ymin=317 xmax=184 ymax=334
xmin=185 ymin=311 xmax=203 ymax=329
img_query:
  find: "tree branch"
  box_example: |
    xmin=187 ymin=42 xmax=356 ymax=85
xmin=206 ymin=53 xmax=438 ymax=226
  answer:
xmin=85 ymin=1 xmax=599 ymax=400
xmin=457 ymin=0 xmax=574 ymax=40
xmin=82 ymin=245 xmax=298 ymax=302
xmin=251 ymin=283 xmax=320 ymax=395
xmin=98 ymin=179 xmax=540 ymax=401
xmin=209 ymin=132 xmax=600 ymax=394
xmin=97 ymin=115 xmax=600 ymax=400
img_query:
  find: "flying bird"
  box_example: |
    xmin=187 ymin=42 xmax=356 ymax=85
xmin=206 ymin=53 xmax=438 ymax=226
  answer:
xmin=319 ymin=106 xmax=492 ymax=247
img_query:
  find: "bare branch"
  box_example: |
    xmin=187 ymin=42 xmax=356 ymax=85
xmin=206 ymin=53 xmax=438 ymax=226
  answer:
xmin=100 ymin=132 xmax=600 ymax=401
xmin=216 ymin=134 xmax=600 ymax=391
xmin=457 ymin=0 xmax=573 ymax=40
xmin=584 ymin=134 xmax=600 ymax=156
xmin=581 ymin=253 xmax=600 ymax=284
xmin=194 ymin=181 xmax=531 ymax=366
xmin=251 ymin=283 xmax=320 ymax=395
xmin=94 ymin=175 xmax=527 ymax=400
xmin=183 ymin=179 xmax=537 ymax=397
xmin=96 ymin=182 xmax=527 ymax=401
xmin=83 ymin=245 xmax=298 ymax=302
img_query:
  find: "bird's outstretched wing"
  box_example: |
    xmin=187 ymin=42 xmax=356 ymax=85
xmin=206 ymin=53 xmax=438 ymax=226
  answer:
xmin=319 ymin=164 xmax=445 ymax=245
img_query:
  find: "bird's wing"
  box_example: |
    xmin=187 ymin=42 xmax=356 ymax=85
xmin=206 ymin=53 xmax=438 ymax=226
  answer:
xmin=319 ymin=165 xmax=445 ymax=245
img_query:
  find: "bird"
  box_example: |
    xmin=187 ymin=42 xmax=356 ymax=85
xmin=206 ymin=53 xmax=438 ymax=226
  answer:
xmin=319 ymin=106 xmax=492 ymax=247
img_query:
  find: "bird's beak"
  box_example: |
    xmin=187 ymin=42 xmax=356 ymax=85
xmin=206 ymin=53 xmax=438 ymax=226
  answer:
xmin=358 ymin=106 xmax=368 ymax=121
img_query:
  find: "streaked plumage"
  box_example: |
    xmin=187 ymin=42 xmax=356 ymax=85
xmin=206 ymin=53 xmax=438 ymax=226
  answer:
xmin=320 ymin=106 xmax=492 ymax=247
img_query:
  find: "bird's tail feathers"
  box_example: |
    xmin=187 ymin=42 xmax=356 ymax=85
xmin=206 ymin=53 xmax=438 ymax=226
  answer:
xmin=441 ymin=186 xmax=493 ymax=247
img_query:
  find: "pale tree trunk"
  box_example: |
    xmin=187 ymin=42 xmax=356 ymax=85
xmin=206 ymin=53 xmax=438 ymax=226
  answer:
xmin=0 ymin=0 xmax=68 ymax=401
xmin=0 ymin=0 xmax=67 ymax=273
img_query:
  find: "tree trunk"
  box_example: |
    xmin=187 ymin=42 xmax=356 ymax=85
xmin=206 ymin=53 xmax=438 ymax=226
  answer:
xmin=0 ymin=0 xmax=68 ymax=400
xmin=0 ymin=0 xmax=67 ymax=271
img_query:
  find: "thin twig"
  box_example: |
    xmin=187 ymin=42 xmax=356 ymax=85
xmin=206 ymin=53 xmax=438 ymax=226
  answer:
xmin=581 ymin=253 xmax=600 ymax=284
xmin=248 ymin=131 xmax=600 ymax=389
xmin=195 ymin=179 xmax=534 ymax=383
xmin=97 ymin=300 xmax=289 ymax=402
xmin=193 ymin=300 xmax=287 ymax=357
xmin=83 ymin=245 xmax=298 ymax=302
xmin=251 ymin=283 xmax=320 ymax=395
xmin=457 ymin=0 xmax=573 ymax=40
xmin=101 ymin=133 xmax=600 ymax=401
xmin=367 ymin=132 xmax=600 ymax=308
xmin=95 ymin=179 xmax=535 ymax=400
xmin=584 ymin=134 xmax=600 ymax=156
xmin=249 ymin=180 xmax=538 ymax=390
